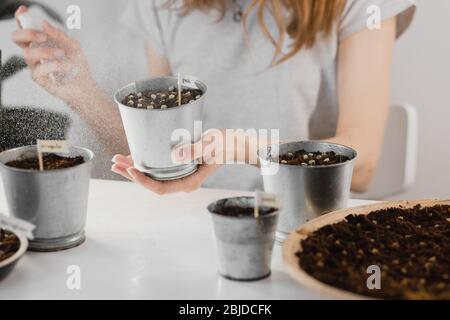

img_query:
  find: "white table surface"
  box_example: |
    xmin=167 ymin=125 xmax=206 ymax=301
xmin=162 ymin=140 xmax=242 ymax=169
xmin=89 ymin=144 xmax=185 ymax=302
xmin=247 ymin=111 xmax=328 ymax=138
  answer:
xmin=0 ymin=179 xmax=373 ymax=300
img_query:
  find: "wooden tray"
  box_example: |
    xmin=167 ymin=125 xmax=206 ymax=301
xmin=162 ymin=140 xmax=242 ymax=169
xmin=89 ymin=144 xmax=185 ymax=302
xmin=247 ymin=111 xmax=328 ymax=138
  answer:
xmin=283 ymin=199 xmax=450 ymax=300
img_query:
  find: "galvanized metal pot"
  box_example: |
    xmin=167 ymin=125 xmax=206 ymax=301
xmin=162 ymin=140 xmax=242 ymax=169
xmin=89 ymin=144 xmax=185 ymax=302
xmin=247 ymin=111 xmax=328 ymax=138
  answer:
xmin=114 ymin=77 xmax=206 ymax=181
xmin=0 ymin=146 xmax=94 ymax=251
xmin=258 ymin=141 xmax=357 ymax=243
xmin=208 ymin=197 xmax=279 ymax=281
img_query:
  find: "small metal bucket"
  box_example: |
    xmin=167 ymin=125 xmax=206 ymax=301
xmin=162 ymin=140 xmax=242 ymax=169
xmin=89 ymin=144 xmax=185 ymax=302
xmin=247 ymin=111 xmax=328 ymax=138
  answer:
xmin=114 ymin=77 xmax=206 ymax=181
xmin=0 ymin=145 xmax=94 ymax=251
xmin=208 ymin=197 xmax=279 ymax=281
xmin=259 ymin=141 xmax=357 ymax=243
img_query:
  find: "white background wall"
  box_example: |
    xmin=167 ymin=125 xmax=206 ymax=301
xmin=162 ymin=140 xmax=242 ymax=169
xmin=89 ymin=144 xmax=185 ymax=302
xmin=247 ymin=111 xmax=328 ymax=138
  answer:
xmin=1 ymin=0 xmax=449 ymax=197
xmin=392 ymin=0 xmax=450 ymax=199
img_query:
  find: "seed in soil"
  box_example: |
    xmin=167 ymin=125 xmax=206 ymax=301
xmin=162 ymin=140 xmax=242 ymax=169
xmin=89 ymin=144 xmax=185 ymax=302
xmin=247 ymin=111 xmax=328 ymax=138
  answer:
xmin=279 ymin=149 xmax=350 ymax=166
xmin=0 ymin=229 xmax=20 ymax=263
xmin=6 ymin=154 xmax=85 ymax=171
xmin=296 ymin=204 xmax=450 ymax=300
xmin=123 ymin=88 xmax=203 ymax=110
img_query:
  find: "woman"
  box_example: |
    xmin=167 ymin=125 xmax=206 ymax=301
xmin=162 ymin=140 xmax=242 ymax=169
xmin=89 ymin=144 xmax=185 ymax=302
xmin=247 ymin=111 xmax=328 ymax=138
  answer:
xmin=12 ymin=0 xmax=415 ymax=194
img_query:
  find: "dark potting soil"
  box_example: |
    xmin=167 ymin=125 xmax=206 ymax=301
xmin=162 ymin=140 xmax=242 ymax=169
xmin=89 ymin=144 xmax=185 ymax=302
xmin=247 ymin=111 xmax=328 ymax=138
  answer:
xmin=297 ymin=205 xmax=450 ymax=300
xmin=122 ymin=88 xmax=203 ymax=110
xmin=6 ymin=154 xmax=85 ymax=171
xmin=212 ymin=206 xmax=277 ymax=218
xmin=0 ymin=229 xmax=20 ymax=263
xmin=279 ymin=150 xmax=350 ymax=167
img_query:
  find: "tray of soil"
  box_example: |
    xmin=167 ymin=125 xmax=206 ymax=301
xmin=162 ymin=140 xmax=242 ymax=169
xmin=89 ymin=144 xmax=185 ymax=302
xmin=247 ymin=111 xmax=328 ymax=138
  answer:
xmin=114 ymin=77 xmax=206 ymax=181
xmin=259 ymin=141 xmax=357 ymax=243
xmin=0 ymin=145 xmax=94 ymax=252
xmin=0 ymin=228 xmax=28 ymax=281
xmin=283 ymin=199 xmax=450 ymax=300
xmin=208 ymin=197 xmax=279 ymax=281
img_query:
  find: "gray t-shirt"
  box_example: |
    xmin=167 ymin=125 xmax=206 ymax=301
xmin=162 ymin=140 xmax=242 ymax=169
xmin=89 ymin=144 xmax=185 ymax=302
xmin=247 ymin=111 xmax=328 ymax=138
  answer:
xmin=121 ymin=0 xmax=415 ymax=191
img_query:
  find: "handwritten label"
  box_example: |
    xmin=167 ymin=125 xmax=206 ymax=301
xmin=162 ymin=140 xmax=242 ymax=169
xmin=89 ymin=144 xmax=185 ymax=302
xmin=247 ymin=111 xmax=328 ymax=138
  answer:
xmin=0 ymin=215 xmax=35 ymax=240
xmin=181 ymin=75 xmax=199 ymax=89
xmin=37 ymin=140 xmax=69 ymax=153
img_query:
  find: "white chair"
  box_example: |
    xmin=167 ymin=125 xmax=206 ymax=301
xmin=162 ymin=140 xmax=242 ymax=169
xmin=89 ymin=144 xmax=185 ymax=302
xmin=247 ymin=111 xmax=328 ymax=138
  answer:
xmin=352 ymin=104 xmax=419 ymax=200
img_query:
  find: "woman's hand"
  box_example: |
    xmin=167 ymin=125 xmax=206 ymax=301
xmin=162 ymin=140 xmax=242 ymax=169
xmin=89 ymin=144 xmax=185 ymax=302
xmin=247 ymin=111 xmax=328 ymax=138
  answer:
xmin=11 ymin=5 xmax=95 ymax=105
xmin=111 ymin=154 xmax=220 ymax=195
xmin=111 ymin=133 xmax=223 ymax=194
xmin=111 ymin=129 xmax=258 ymax=194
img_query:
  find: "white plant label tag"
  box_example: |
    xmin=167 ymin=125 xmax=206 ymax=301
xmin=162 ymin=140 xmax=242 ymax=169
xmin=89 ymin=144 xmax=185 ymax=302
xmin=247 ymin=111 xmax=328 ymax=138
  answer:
xmin=254 ymin=191 xmax=279 ymax=218
xmin=0 ymin=214 xmax=35 ymax=240
xmin=36 ymin=140 xmax=69 ymax=171
xmin=181 ymin=75 xmax=199 ymax=89
xmin=37 ymin=140 xmax=69 ymax=153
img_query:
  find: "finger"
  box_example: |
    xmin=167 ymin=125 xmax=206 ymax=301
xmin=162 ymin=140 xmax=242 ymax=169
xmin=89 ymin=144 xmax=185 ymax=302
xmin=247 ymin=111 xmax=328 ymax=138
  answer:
xmin=111 ymin=164 xmax=133 ymax=181
xmin=42 ymin=20 xmax=79 ymax=50
xmin=23 ymin=47 xmax=65 ymax=66
xmin=11 ymin=29 xmax=47 ymax=48
xmin=173 ymin=134 xmax=216 ymax=163
xmin=14 ymin=5 xmax=28 ymax=25
xmin=112 ymin=154 xmax=133 ymax=166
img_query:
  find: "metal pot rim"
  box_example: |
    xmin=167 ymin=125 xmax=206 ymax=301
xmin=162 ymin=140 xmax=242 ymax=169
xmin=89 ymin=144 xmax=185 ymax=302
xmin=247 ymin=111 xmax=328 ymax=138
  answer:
xmin=114 ymin=76 xmax=208 ymax=113
xmin=0 ymin=230 xmax=28 ymax=269
xmin=207 ymin=196 xmax=279 ymax=220
xmin=0 ymin=145 xmax=94 ymax=174
xmin=257 ymin=141 xmax=358 ymax=170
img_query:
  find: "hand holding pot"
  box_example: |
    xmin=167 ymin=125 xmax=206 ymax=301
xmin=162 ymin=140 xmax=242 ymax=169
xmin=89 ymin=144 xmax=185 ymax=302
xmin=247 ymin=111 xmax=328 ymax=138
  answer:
xmin=111 ymin=129 xmax=256 ymax=195
xmin=12 ymin=6 xmax=95 ymax=106
xmin=111 ymin=129 xmax=229 ymax=194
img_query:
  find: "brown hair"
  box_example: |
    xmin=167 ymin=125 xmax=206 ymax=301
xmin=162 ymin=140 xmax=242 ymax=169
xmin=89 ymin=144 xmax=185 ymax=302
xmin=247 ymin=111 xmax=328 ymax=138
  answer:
xmin=166 ymin=0 xmax=346 ymax=64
